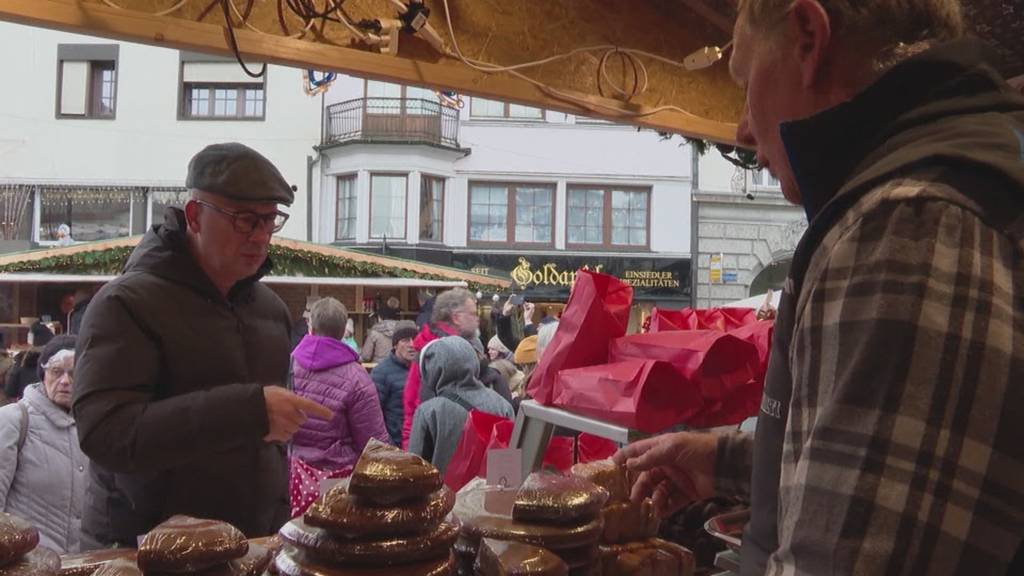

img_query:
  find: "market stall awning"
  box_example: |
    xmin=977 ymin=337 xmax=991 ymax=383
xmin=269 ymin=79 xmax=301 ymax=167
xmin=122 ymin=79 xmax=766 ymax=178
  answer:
xmin=0 ymin=236 xmax=510 ymax=291
xmin=0 ymin=2 xmax=1016 ymax=146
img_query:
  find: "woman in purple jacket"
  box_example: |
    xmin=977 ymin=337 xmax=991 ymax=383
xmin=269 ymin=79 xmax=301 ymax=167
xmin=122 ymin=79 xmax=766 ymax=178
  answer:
xmin=290 ymin=297 xmax=389 ymax=472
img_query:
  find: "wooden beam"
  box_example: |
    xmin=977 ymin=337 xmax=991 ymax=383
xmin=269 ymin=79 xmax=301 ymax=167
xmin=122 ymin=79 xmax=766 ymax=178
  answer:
xmin=0 ymin=0 xmax=738 ymax=144
xmin=679 ymin=0 xmax=734 ymax=34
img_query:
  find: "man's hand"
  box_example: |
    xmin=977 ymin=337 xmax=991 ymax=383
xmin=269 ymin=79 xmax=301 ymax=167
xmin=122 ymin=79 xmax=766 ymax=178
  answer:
xmin=262 ymin=386 xmax=333 ymax=443
xmin=613 ymin=431 xmax=718 ymax=518
xmin=523 ymin=302 xmax=535 ymax=322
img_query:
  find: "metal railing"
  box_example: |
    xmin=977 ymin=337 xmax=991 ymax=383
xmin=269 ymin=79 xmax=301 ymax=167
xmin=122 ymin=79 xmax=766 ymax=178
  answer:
xmin=323 ymin=97 xmax=460 ymax=148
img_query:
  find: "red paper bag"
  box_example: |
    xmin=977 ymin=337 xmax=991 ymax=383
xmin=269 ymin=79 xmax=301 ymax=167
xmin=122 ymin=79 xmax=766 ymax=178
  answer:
xmin=727 ymin=320 xmax=774 ymax=385
xmin=528 ymin=270 xmax=633 ymax=405
xmin=289 ymin=457 xmax=351 ymax=518
xmin=443 ymin=410 xmax=508 ymax=491
xmin=553 ymin=360 xmax=703 ymax=433
xmin=609 ymin=330 xmax=759 ymax=404
xmin=649 ymin=307 xmax=758 ymax=333
xmin=719 ymin=307 xmax=758 ymax=330
xmin=485 ymin=420 xmax=575 ymax=475
xmin=686 ymin=377 xmax=763 ymax=429
xmin=648 ymin=308 xmax=699 ymax=332
xmin=577 ymin=433 xmax=618 ymax=464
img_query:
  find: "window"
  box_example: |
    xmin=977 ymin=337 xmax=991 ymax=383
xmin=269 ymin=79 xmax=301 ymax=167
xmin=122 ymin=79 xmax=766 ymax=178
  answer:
xmin=336 ymin=176 xmax=357 ymax=241
xmin=752 ymin=169 xmax=780 ymax=188
xmin=365 ymin=80 xmax=440 ymax=115
xmin=39 ymin=188 xmax=144 ymax=242
xmin=180 ymin=59 xmax=266 ymax=120
xmin=470 ymin=97 xmax=543 ymax=120
xmin=469 ymin=183 xmax=554 ymax=245
xmin=370 ymin=174 xmax=407 ymax=239
xmin=420 ymin=176 xmax=444 ymax=242
xmin=57 ymin=44 xmax=119 ymax=118
xmin=150 ymin=189 xmax=190 ymax=224
xmin=567 ymin=186 xmax=649 ymax=248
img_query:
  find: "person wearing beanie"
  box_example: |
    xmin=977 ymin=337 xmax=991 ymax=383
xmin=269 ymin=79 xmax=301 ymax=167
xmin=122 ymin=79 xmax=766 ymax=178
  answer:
xmin=471 ymin=336 xmax=512 ymax=406
xmin=0 ymin=335 xmax=88 ymax=553
xmin=486 ymin=335 xmax=512 ymax=361
xmin=369 ymin=323 xmax=419 ymax=446
xmin=409 ymin=336 xmax=512 ymax=474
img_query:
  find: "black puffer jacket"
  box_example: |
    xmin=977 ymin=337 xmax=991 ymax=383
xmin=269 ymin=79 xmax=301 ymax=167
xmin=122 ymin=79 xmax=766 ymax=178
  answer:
xmin=73 ymin=209 xmax=292 ymax=547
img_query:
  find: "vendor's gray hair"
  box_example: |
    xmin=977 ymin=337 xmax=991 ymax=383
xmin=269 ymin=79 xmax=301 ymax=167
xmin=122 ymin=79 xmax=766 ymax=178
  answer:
xmin=310 ymin=297 xmax=348 ymax=340
xmin=537 ymin=321 xmax=559 ymax=360
xmin=432 ymin=287 xmax=475 ymax=323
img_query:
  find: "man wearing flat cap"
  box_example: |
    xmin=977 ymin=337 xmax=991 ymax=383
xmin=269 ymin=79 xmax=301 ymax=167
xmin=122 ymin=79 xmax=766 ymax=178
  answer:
xmin=73 ymin=143 xmax=332 ymax=548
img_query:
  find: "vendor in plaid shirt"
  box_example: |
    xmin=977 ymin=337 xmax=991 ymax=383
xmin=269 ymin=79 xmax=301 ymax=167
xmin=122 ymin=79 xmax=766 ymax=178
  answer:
xmin=616 ymin=1 xmax=1023 ymax=574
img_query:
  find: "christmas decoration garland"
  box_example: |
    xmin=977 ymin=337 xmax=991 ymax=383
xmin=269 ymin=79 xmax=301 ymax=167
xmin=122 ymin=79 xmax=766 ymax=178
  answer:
xmin=0 ymin=244 xmax=501 ymax=291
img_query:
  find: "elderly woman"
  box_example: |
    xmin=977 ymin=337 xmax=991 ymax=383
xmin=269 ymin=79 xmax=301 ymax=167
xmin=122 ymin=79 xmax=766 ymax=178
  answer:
xmin=0 ymin=335 xmax=86 ymax=553
xmin=291 ymin=298 xmax=389 ymax=472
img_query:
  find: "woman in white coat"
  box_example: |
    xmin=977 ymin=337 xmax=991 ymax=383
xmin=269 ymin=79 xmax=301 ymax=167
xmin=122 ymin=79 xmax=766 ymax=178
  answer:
xmin=0 ymin=335 xmax=87 ymax=553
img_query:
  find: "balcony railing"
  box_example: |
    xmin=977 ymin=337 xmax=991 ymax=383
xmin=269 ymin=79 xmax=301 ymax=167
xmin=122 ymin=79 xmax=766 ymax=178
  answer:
xmin=323 ymin=97 xmax=460 ymax=149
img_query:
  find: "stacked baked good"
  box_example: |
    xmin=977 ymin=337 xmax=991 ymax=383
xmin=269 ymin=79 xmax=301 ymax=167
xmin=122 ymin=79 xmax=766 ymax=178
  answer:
xmin=453 ymin=473 xmax=609 ymax=576
xmin=473 ymin=538 xmax=568 ymax=576
xmin=59 ymin=516 xmax=274 ymax=576
xmin=274 ymin=439 xmax=459 ymax=576
xmin=0 ymin=513 xmax=60 ymax=576
xmin=571 ymin=460 xmax=694 ymax=576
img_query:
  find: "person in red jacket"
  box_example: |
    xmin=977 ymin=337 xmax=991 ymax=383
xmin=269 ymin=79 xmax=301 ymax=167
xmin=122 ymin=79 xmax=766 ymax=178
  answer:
xmin=401 ymin=287 xmax=479 ymax=448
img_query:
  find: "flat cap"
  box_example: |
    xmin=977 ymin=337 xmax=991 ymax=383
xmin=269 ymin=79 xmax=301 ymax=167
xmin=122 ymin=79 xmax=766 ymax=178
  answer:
xmin=186 ymin=142 xmax=294 ymax=205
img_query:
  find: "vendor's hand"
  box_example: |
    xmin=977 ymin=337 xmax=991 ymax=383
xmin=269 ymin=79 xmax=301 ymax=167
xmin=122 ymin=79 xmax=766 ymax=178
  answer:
xmin=613 ymin=431 xmax=717 ymax=518
xmin=262 ymin=386 xmax=333 ymax=443
xmin=522 ymin=301 xmax=535 ymax=320
xmin=502 ymin=299 xmax=515 ymax=317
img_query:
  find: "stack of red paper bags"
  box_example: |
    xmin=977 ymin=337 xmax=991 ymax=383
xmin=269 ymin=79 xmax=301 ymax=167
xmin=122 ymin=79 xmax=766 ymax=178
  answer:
xmin=527 ymin=270 xmax=773 ymax=433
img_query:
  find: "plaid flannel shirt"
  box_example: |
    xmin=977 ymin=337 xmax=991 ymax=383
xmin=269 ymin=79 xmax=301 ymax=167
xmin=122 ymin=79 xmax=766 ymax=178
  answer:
xmin=717 ymin=170 xmax=1023 ymax=574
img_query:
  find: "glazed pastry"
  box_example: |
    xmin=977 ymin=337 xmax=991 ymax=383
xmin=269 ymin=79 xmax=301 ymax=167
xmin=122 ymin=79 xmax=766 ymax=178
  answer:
xmin=89 ymin=559 xmax=141 ymax=576
xmin=512 ymin=474 xmax=608 ymax=525
xmin=600 ymin=499 xmax=659 ymax=544
xmin=58 ymin=548 xmax=136 ymax=576
xmin=273 ymin=546 xmax=455 ymax=576
xmin=474 ymin=538 xmax=568 ymax=576
xmin=279 ymin=517 xmax=459 ymax=566
xmin=0 ymin=548 xmax=60 ymax=576
xmin=598 ymin=539 xmax=694 ymax=576
xmin=347 ymin=439 xmax=442 ymax=505
xmin=0 ymin=514 xmax=39 ymax=568
xmin=570 ymin=460 xmax=631 ymax=503
xmin=455 ymin=483 xmax=604 ymax=550
xmin=137 ymin=516 xmax=248 ymax=573
xmin=306 ymin=481 xmax=455 ymax=538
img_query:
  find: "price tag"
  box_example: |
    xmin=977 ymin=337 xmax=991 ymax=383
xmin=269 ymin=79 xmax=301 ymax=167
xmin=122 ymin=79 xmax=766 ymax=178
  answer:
xmin=486 ymin=448 xmax=522 ymax=490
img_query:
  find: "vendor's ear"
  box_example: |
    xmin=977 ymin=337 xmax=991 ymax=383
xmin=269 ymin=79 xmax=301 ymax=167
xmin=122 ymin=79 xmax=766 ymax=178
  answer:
xmin=184 ymin=199 xmax=202 ymax=232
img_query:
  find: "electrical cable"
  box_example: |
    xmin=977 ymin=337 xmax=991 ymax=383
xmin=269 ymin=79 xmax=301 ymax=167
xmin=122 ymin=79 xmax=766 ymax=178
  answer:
xmin=220 ymin=0 xmax=266 ymax=78
xmin=101 ymin=0 xmax=188 ymax=17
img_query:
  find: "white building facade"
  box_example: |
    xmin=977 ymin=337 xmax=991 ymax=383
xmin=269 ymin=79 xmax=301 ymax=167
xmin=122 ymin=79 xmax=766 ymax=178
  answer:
xmin=1 ymin=23 xmax=805 ymax=310
xmin=0 ymin=22 xmax=321 ymax=252
xmin=691 ymin=151 xmax=806 ymax=308
xmin=310 ymin=76 xmax=695 ymax=308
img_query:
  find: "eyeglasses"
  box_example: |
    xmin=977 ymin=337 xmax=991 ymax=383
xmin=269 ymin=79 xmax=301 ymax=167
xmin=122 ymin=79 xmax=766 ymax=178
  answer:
xmin=46 ymin=367 xmax=73 ymax=380
xmin=193 ymin=200 xmax=289 ymax=234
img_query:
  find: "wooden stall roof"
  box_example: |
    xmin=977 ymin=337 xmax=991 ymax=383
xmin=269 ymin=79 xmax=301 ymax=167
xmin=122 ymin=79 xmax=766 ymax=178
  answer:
xmin=0 ymin=1 xmax=1017 ymax=146
xmin=0 ymin=236 xmax=511 ymax=290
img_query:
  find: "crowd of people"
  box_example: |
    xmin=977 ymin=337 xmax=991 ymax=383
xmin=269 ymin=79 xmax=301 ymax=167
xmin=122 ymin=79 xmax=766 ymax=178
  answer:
xmin=1 ymin=1 xmax=1021 ymax=570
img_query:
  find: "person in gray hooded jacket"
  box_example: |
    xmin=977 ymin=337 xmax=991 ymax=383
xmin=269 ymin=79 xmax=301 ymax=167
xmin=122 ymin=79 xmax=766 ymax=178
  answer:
xmin=408 ymin=336 xmax=512 ymax=474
